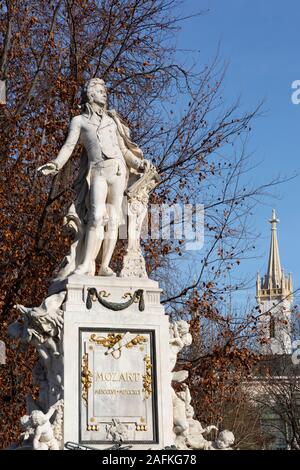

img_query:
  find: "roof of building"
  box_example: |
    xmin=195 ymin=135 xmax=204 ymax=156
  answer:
xmin=253 ymin=354 xmax=300 ymax=378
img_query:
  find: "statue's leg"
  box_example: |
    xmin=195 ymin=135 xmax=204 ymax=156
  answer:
xmin=75 ymin=173 xmax=108 ymax=275
xmin=99 ymin=166 xmax=126 ymax=276
xmin=35 ymin=442 xmax=48 ymax=450
xmin=49 ymin=438 xmax=59 ymax=450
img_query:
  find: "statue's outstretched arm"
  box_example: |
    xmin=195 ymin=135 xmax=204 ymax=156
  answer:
xmin=38 ymin=115 xmax=81 ymax=175
xmin=45 ymin=405 xmax=56 ymax=421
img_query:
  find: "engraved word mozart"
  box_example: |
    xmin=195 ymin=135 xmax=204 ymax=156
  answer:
xmin=95 ymin=371 xmax=141 ymax=382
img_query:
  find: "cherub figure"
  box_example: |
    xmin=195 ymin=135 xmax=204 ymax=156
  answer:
xmin=169 ymin=320 xmax=192 ymax=382
xmin=8 ymin=304 xmax=63 ymax=358
xmin=214 ymin=430 xmax=235 ymax=450
xmin=173 ymin=384 xmax=218 ymax=449
xmin=21 ymin=403 xmax=61 ymax=450
xmin=106 ymin=418 xmax=128 ymax=442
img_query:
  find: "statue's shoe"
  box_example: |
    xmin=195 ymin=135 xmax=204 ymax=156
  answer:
xmin=99 ymin=266 xmax=116 ymax=277
xmin=73 ymin=264 xmax=90 ymax=275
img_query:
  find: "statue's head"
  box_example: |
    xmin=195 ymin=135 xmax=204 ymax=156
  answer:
xmin=20 ymin=414 xmax=31 ymax=429
xmin=215 ymin=430 xmax=235 ymax=449
xmin=81 ymin=78 xmax=107 ymax=113
xmin=176 ymin=320 xmax=190 ymax=336
xmin=31 ymin=410 xmax=47 ymax=427
xmin=186 ymin=403 xmax=195 ymax=419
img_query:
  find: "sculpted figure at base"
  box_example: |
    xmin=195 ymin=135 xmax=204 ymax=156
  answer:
xmin=21 ymin=400 xmax=63 ymax=450
xmin=38 ymin=78 xmax=157 ymax=278
xmin=169 ymin=320 xmax=235 ymax=450
xmin=106 ymin=418 xmax=128 ymax=442
xmin=169 ymin=321 xmax=192 ymax=437
xmin=8 ymin=295 xmax=64 ymax=412
xmin=169 ymin=320 xmax=192 ymax=383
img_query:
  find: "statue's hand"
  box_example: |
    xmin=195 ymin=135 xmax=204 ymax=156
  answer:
xmin=139 ymin=159 xmax=156 ymax=173
xmin=37 ymin=162 xmax=59 ymax=176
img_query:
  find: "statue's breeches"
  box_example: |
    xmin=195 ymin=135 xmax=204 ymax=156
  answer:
xmin=88 ymin=159 xmax=127 ymax=229
xmin=90 ymin=158 xmax=126 ymax=179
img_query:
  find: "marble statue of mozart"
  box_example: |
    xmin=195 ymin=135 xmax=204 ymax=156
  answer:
xmin=38 ymin=78 xmax=155 ymax=279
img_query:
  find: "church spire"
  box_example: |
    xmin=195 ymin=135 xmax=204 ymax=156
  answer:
xmin=266 ymin=209 xmax=282 ymax=290
xmin=256 ymin=209 xmax=293 ymax=355
xmin=256 ymin=209 xmax=293 ymax=301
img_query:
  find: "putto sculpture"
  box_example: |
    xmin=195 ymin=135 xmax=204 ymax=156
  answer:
xmin=38 ymin=78 xmax=157 ymax=279
xmin=20 ymin=400 xmax=64 ymax=450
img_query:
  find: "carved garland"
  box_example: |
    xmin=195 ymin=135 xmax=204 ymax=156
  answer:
xmin=142 ymin=355 xmax=152 ymax=400
xmin=89 ymin=333 xmax=123 ymax=349
xmin=86 ymin=288 xmax=145 ymax=312
xmin=81 ymin=353 xmax=93 ymax=406
xmin=89 ymin=333 xmax=147 ymax=358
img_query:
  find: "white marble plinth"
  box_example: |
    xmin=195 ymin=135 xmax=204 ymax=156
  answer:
xmin=63 ymin=274 xmax=174 ymax=449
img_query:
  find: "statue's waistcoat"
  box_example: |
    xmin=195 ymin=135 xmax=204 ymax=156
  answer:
xmin=81 ymin=113 xmax=125 ymax=163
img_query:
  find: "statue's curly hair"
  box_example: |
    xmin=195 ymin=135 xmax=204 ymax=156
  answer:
xmin=80 ymin=78 xmax=107 ymax=117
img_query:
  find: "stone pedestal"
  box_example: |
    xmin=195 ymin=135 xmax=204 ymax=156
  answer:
xmin=63 ymin=274 xmax=173 ymax=449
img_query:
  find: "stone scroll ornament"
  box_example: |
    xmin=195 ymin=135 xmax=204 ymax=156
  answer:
xmin=86 ymin=288 xmax=145 ymax=311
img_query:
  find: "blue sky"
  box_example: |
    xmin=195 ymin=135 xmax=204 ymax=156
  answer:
xmin=176 ymin=0 xmax=300 ymax=305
